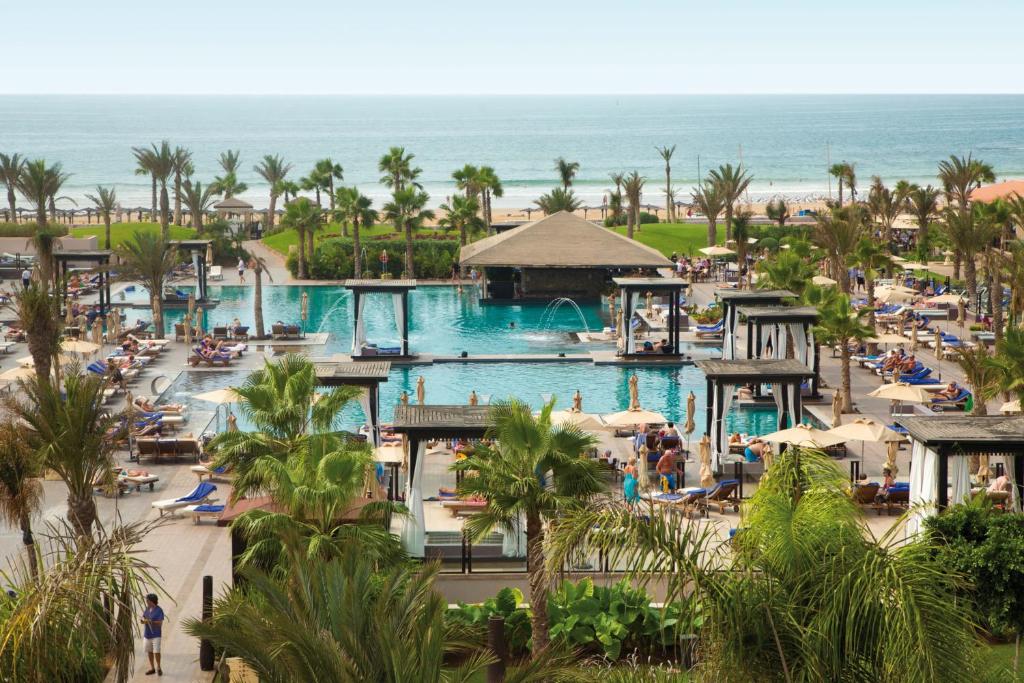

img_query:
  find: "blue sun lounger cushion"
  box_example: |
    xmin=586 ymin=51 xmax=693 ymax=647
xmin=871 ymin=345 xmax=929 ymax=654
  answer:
xmin=176 ymin=482 xmax=217 ymax=503
xmin=192 ymin=504 xmax=225 ymax=514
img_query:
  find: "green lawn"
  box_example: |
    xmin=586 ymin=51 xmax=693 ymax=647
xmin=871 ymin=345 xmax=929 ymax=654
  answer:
xmin=263 ymin=223 xmax=446 ymax=255
xmin=611 ymin=223 xmax=723 ymax=257
xmin=985 ymin=642 xmax=1024 ymax=681
xmin=70 ymin=222 xmax=197 ymax=248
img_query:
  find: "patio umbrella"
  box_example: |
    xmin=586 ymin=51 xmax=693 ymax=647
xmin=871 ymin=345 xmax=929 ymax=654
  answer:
xmin=62 ymin=339 xmax=99 ymax=356
xmin=1000 ymin=399 xmax=1021 ymax=414
xmin=194 ymin=388 xmax=243 ymax=404
xmin=957 ymin=299 xmax=965 ymax=328
xmin=761 ymin=442 xmax=775 ymax=470
xmin=875 ymin=288 xmax=916 ymax=304
xmin=900 ymin=261 xmax=929 ymax=271
xmin=645 ymin=291 xmax=653 ymax=313
xmin=867 ymin=333 xmax=909 ymax=345
xmin=416 ymin=376 xmax=425 ymax=404
xmin=760 ymin=423 xmax=845 ymax=447
xmin=0 ymin=366 xmax=34 ymax=382
xmin=183 ymin=313 xmax=193 ymax=346
xmin=927 ymin=293 xmax=965 ymax=306
xmin=205 ymin=242 xmax=214 ymax=267
xmin=64 ymin=306 xmax=74 ymax=326
xmin=549 ymin=410 xmax=606 ymax=431
xmin=934 ymin=328 xmax=943 ymax=361
xmin=699 ymin=246 xmax=735 ymax=257
xmin=607 ymin=296 xmax=615 ymax=326
xmin=195 ymin=307 xmax=204 ymax=335
xmin=885 ymin=440 xmax=900 ymax=476
xmin=91 ymin=319 xmax=103 ymax=346
xmin=17 ymin=354 xmax=77 ymax=368
xmin=910 ymin=323 xmax=919 ymax=351
xmin=301 ymin=291 xmax=309 ymax=326
xmin=868 ymin=383 xmax=933 ymax=403
xmin=109 ymin=310 xmax=121 ymax=340
xmin=572 ymin=389 xmax=583 ymax=412
xmin=187 ymin=292 xmax=196 ymax=321
xmin=468 ymin=390 xmax=478 ymax=406
xmin=699 ymin=435 xmax=714 ymax=488
xmin=636 ymin=445 xmax=650 ymax=491
xmin=831 ymin=390 xmax=843 ymax=427
xmin=603 ymin=408 xmax=668 ymax=427
xmin=812 ymin=275 xmax=837 ymax=286
xmin=829 ymin=417 xmax=906 ymax=444
xmin=400 ymin=391 xmax=409 ymax=406
xmin=628 ymin=374 xmax=640 ymax=411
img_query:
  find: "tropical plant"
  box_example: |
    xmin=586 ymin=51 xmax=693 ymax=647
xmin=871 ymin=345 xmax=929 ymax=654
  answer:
xmin=731 ymin=211 xmax=752 ymax=288
xmin=907 ymin=183 xmax=942 ymax=251
xmin=814 ymin=293 xmax=873 ymax=411
xmin=867 ymin=176 xmax=910 ymax=243
xmin=219 ymin=149 xmax=242 ymax=175
xmin=708 ymin=163 xmax=751 ymax=241
xmin=828 ymin=162 xmax=852 ymax=206
xmin=275 ymin=179 xmax=301 ymax=204
xmin=179 ymin=179 xmax=217 ymax=232
xmin=132 ymin=145 xmax=157 ymax=219
xmin=452 ymin=163 xmax=482 ymax=200
xmin=115 ymin=230 xmax=179 ymax=338
xmin=477 ymin=165 xmax=503 ymax=230
xmin=379 ymin=146 xmax=422 ymax=195
xmin=0 ymin=419 xmax=42 ymax=578
xmin=939 ymin=153 xmax=995 ymax=209
xmin=0 ymin=152 xmax=26 ymax=221
xmin=852 ymin=237 xmax=894 ymax=325
xmin=976 ymin=199 xmax=1012 ymax=341
xmin=555 ymin=157 xmax=580 ymax=191
xmin=950 ymin=343 xmax=1001 ymax=415
xmin=535 ymin=188 xmax=582 ymax=216
xmin=811 ymin=204 xmax=866 ymax=293
xmin=943 ymin=206 xmax=1000 ymax=305
xmin=691 ymin=181 xmax=724 ymax=247
xmin=254 ymin=154 xmax=292 ymax=232
xmin=280 ymin=197 xmax=321 ymax=279
xmin=622 ymin=171 xmax=645 ymax=239
xmin=212 ymin=171 xmax=247 ymax=199
xmin=333 ymin=186 xmax=377 ymax=277
xmin=656 ymin=145 xmax=676 ymax=221
xmin=765 ymin=198 xmax=789 ymax=227
xmin=170 ymin=145 xmax=193 ymax=226
xmin=453 ymin=399 xmax=604 ymax=656
xmin=1003 ymin=239 xmax=1024 ymax=326
xmin=755 ymin=249 xmax=816 ymax=297
xmin=315 ymin=158 xmax=344 ymax=210
xmin=248 ymin=249 xmax=273 ymax=339
xmin=8 ymin=370 xmax=120 ymax=536
xmin=85 ymin=185 xmax=117 ymax=250
xmin=8 ymin=285 xmax=60 ymax=383
xmin=383 ymin=186 xmax=435 ymax=277
xmin=439 ymin=194 xmax=483 ymax=248
xmin=135 ymin=141 xmax=175 ymax=238
xmin=990 ymin=326 xmax=1024 ymax=405
xmin=16 ymin=160 xmax=68 ymax=286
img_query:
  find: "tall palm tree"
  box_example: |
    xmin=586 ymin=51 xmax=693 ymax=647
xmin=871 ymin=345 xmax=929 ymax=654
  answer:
xmin=621 ymin=171 xmax=645 ymax=239
xmin=867 ymin=176 xmax=909 ymax=244
xmin=333 ymin=187 xmax=377 ymax=277
xmin=378 ymin=146 xmax=422 ymax=194
xmin=1002 ymin=240 xmax=1024 ymax=327
xmin=709 ymin=163 xmax=752 ymax=241
xmin=9 ymin=285 xmax=60 ymax=384
xmin=608 ymin=170 xmax=625 ymax=222
xmin=829 ymin=162 xmax=848 ymax=206
xmin=170 ymin=146 xmax=193 ymax=226
xmin=213 ymin=153 xmax=248 ymax=200
xmin=0 ymin=419 xmax=42 ymax=578
xmin=9 ymin=370 xmax=120 ymax=537
xmin=439 ymin=194 xmax=483 ymax=248
xmin=938 ymin=153 xmax=995 ymax=209
xmin=219 ymin=149 xmax=242 ymax=175
xmin=254 ymin=154 xmax=292 ymax=232
xmin=383 ymin=186 xmax=434 ymax=277
xmin=732 ymin=211 xmax=753 ymax=288
xmin=454 ymin=399 xmax=604 ymax=656
xmin=554 ymin=157 xmax=580 ymax=191
xmin=132 ymin=145 xmax=157 ymax=219
xmin=275 ymin=179 xmax=301 ymax=205
xmin=314 ymin=158 xmax=344 ymax=210
xmin=115 ymin=231 xmax=179 ymax=338
xmin=943 ymin=206 xmax=1000 ymax=306
xmin=452 ymin=163 xmax=482 ymax=200
xmin=765 ymin=198 xmax=790 ymax=227
xmin=179 ymin=179 xmax=217 ymax=232
xmin=247 ymin=250 xmax=273 ymax=339
xmin=85 ymin=186 xmax=117 ymax=250
xmin=843 ymin=162 xmax=858 ymax=203
xmin=656 ymin=144 xmax=676 ymax=221
xmin=477 ymin=165 xmax=503 ymax=231
xmin=852 ymin=237 xmax=894 ymax=325
xmin=951 ymin=344 xmax=1001 ymax=416
xmin=534 ymin=187 xmax=581 ymax=215
xmin=691 ymin=181 xmax=725 ymax=247
xmin=991 ymin=326 xmax=1024 ymax=406
xmin=815 ymin=293 xmax=873 ymax=411
xmin=16 ymin=159 xmax=65 ymax=287
xmin=907 ymin=183 xmax=942 ymax=251
xmin=141 ymin=141 xmax=175 ymax=239
xmin=811 ymin=205 xmax=866 ymax=293
xmin=0 ymin=152 xmax=26 ymax=222
xmin=976 ymin=199 xmax=1011 ymax=342
xmin=281 ymin=197 xmax=321 ymax=279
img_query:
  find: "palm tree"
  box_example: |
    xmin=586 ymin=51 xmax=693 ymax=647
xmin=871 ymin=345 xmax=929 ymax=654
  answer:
xmin=656 ymin=144 xmax=676 ymax=221
xmin=132 ymin=146 xmax=157 ymax=219
xmin=976 ymin=199 xmax=1012 ymax=342
xmin=246 ymin=250 xmax=273 ymax=340
xmin=814 ymin=293 xmax=873 ymax=411
xmin=534 ymin=188 xmax=582 ymax=215
xmin=454 ymin=399 xmax=604 ymax=656
xmin=951 ymin=344 xmax=1001 ymax=415
xmin=732 ymin=211 xmax=753 ymax=288
xmin=219 ymin=149 xmax=242 ymax=175
xmin=907 ymin=183 xmax=942 ymax=251
xmin=16 ymin=160 xmax=65 ymax=286
xmin=213 ymin=153 xmax=248 ymax=200
xmin=756 ymin=248 xmax=816 ymax=298
xmin=938 ymin=153 xmax=995 ymax=209
xmin=843 ymin=162 xmax=858 ymax=203
xmin=254 ymin=154 xmax=292 ymax=232
xmin=852 ymin=237 xmax=894 ymax=325
xmin=8 ymin=285 xmax=60 ymax=383
xmin=315 ymin=158 xmax=343 ymax=210
xmin=383 ymin=186 xmax=434 ymax=277
xmin=179 ymin=179 xmax=217 ymax=232
xmin=691 ymin=181 xmax=725 ymax=247
xmin=334 ymin=187 xmax=377 ymax=278
xmin=709 ymin=163 xmax=752 ymax=241
xmin=85 ymin=186 xmax=117 ymax=249
xmin=765 ymin=198 xmax=790 ymax=227
xmin=138 ymin=141 xmax=175 ymax=239
xmin=991 ymin=326 xmax=1024 ymax=406
xmin=170 ymin=146 xmax=193 ymax=226
xmin=275 ymin=179 xmax=301 ymax=204
xmin=477 ymin=166 xmax=503 ymax=230
xmin=554 ymin=157 xmax=580 ymax=191
xmin=1003 ymin=240 xmax=1024 ymax=327
xmin=379 ymin=146 xmax=422 ymax=195
xmin=867 ymin=176 xmax=909 ymax=244
xmin=0 ymin=419 xmax=42 ymax=578
xmin=943 ymin=206 xmax=999 ymax=306
xmin=281 ymin=198 xmax=321 ymax=279
xmin=0 ymin=152 xmax=26 ymax=221
xmin=811 ymin=205 xmax=866 ymax=293
xmin=115 ymin=231 xmax=179 ymax=338
xmin=452 ymin=163 xmax=482 ymax=200
xmin=439 ymin=194 xmax=483 ymax=248
xmin=9 ymin=370 xmax=120 ymax=536
xmin=622 ymin=171 xmax=645 ymax=239
xmin=829 ymin=162 xmax=848 ymax=206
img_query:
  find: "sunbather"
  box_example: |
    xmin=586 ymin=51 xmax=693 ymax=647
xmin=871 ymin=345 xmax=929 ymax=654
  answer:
xmin=934 ymin=382 xmax=961 ymax=400
xmin=744 ymin=438 xmax=765 ymax=462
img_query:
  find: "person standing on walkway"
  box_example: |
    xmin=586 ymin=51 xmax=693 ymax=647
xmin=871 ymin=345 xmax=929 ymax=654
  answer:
xmin=237 ymin=257 xmax=246 ymax=283
xmin=141 ymin=593 xmax=165 ymax=676
xmin=20 ymin=266 xmax=31 ymax=289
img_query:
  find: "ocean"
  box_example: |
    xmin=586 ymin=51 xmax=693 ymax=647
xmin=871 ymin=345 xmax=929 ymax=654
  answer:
xmin=2 ymin=94 xmax=1022 ymax=211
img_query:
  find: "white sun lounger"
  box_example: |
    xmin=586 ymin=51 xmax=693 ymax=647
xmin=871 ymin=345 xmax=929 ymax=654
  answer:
xmin=184 ymin=503 xmax=226 ymax=524
xmin=152 ymin=482 xmax=217 ymax=517
xmin=209 ymin=265 xmax=223 ymax=281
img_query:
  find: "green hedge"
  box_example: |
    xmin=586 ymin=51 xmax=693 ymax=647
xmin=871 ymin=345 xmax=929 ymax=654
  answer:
xmin=288 ymin=237 xmax=459 ymax=279
xmin=0 ymin=222 xmax=67 ymax=238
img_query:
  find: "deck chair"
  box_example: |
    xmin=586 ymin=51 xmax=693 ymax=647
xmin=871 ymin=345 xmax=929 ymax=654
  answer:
xmin=209 ymin=265 xmax=224 ymax=280
xmin=151 ymin=481 xmax=217 ymax=517
xmin=212 ymin=326 xmax=230 ymax=341
xmin=653 ymin=489 xmax=708 ymax=518
xmin=190 ymin=463 xmax=232 ymax=482
xmin=441 ymin=499 xmax=487 ymax=516
xmin=189 ymin=347 xmax=232 ymax=367
xmin=879 ymin=485 xmax=910 ymax=514
xmin=931 ymin=388 xmax=971 ymax=410
xmin=703 ymin=479 xmax=741 ymax=513
xmin=695 ymin=320 xmax=724 ymax=338
xmin=271 ymin=323 xmax=286 ymax=339
xmin=850 ymin=483 xmax=880 ymax=508
xmin=184 ymin=503 xmax=225 ymax=524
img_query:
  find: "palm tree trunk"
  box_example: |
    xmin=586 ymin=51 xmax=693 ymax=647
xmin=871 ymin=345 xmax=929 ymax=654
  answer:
xmin=724 ymin=206 xmax=734 ymax=241
xmin=665 ymin=167 xmax=672 ymax=222
xmin=353 ymin=217 xmax=362 ymax=278
xmin=954 ymin=255 xmax=962 ymax=281
xmin=6 ymin=188 xmax=15 ymax=223
xmin=307 ymin=229 xmax=315 ymax=271
xmin=159 ymin=186 xmax=170 ymax=240
xmin=526 ymin=512 xmax=550 ymax=656
xmin=965 ymin=258 xmax=978 ymax=310
xmin=837 ymin=180 xmax=843 ymax=208
xmin=866 ymin=275 xmax=876 ymax=327
xmin=173 ymin=173 xmax=182 ymax=226
xmin=151 ymin=294 xmax=166 ymax=340
xmin=328 ymin=181 xmax=335 ymax=211
xmin=297 ymin=227 xmax=308 ymax=279
xmin=150 ymin=175 xmax=157 ymax=220
xmin=626 ymin=207 xmax=635 ymax=240
xmin=841 ymin=345 xmax=853 ymax=412
xmin=991 ymin=256 xmax=1003 ymax=344
xmin=838 ymin=260 xmax=851 ymax=295
xmin=67 ymin=491 xmax=97 ymax=537
xmin=707 ymin=218 xmax=717 ymax=247
xmin=104 ymin=217 xmax=112 ymax=251
xmin=267 ymin=193 xmax=277 ymax=231
xmin=254 ymin=267 xmax=266 ymax=338
xmin=20 ymin=511 xmax=38 ymax=579
xmin=314 ymin=187 xmax=321 ymax=207
xmin=404 ymin=220 xmax=415 ymax=278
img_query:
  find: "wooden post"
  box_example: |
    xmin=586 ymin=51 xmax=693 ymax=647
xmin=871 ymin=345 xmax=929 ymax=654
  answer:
xmin=199 ymin=575 xmax=215 ymax=670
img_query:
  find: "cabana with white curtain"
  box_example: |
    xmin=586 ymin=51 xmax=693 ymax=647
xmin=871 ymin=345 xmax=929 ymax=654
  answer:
xmin=314 ymin=360 xmax=390 ymax=447
xmin=695 ymin=359 xmax=813 ymax=472
xmin=900 ymin=416 xmax=1024 ymax=536
xmin=344 ymin=279 xmax=416 ymax=359
xmin=612 ymin=277 xmax=687 ymax=358
xmin=715 ymin=290 xmax=794 ymax=360
xmin=739 ymin=305 xmax=821 ymax=398
xmin=391 ymin=405 xmax=491 ymax=560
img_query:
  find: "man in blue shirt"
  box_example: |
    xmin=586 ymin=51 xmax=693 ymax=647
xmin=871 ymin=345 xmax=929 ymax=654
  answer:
xmin=141 ymin=593 xmax=165 ymax=676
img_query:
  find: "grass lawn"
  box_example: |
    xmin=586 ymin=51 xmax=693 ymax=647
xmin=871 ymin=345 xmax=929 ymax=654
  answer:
xmin=70 ymin=222 xmax=197 ymax=248
xmin=986 ymin=642 xmax=1023 ymax=681
xmin=611 ymin=223 xmax=723 ymax=257
xmin=263 ymin=223 xmax=446 ymax=255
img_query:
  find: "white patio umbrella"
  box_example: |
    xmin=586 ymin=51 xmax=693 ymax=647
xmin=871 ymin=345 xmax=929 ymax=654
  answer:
xmin=759 ymin=423 xmax=845 ymax=447
xmin=194 ymin=388 xmax=243 ymax=404
xmin=549 ymin=410 xmax=607 ymax=431
xmin=603 ymin=408 xmax=668 ymax=427
xmin=699 ymin=246 xmax=735 ymax=257
xmin=812 ymin=275 xmax=837 ymax=286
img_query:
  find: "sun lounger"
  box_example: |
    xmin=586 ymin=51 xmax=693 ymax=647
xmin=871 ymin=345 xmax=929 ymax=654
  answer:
xmin=877 ymin=485 xmax=910 ymax=514
xmin=703 ymin=479 xmax=741 ymax=513
xmin=931 ymin=388 xmax=971 ymax=410
xmin=850 ymin=483 xmax=880 ymax=507
xmin=0 ymin=341 xmax=15 ymax=354
xmin=190 ymin=463 xmax=232 ymax=482
xmin=695 ymin=320 xmax=724 ymax=338
xmin=136 ymin=436 xmax=203 ymax=462
xmin=652 ymin=488 xmax=708 ymax=517
xmin=441 ymin=499 xmax=487 ymax=516
xmin=189 ymin=347 xmax=232 ymax=367
xmin=152 ymin=481 xmax=217 ymax=517
xmin=209 ymin=265 xmax=223 ymax=281
xmin=213 ymin=326 xmax=229 ymax=341
xmin=184 ymin=503 xmax=225 ymax=524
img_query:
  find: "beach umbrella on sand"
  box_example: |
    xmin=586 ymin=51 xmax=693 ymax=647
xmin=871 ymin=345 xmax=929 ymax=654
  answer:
xmin=194 ymin=388 xmax=243 ymax=404
xmin=468 ymin=390 xmax=478 ymax=406
xmin=699 ymin=435 xmax=714 ymax=488
xmin=760 ymin=423 xmax=845 ymax=448
xmin=416 ymin=376 xmax=425 ymax=405
xmin=832 ymin=390 xmax=843 ymax=427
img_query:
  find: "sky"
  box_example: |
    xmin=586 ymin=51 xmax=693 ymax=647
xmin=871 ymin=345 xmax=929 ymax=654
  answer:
xmin=4 ymin=0 xmax=1024 ymax=94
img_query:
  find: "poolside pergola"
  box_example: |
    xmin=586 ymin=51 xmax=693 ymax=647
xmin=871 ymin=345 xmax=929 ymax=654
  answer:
xmin=613 ymin=277 xmax=686 ymax=357
xmin=344 ymin=279 xmax=416 ymax=359
xmin=695 ymin=359 xmax=814 ymax=471
xmin=716 ymin=289 xmax=795 ymax=360
xmin=391 ymin=405 xmax=492 ymax=557
xmin=900 ymin=416 xmax=1024 ymax=532
xmin=169 ymin=239 xmax=214 ymax=302
xmin=54 ymin=250 xmax=113 ymax=314
xmin=739 ymin=305 xmax=821 ymax=397
xmin=314 ymin=361 xmax=391 ymax=446
xmin=214 ymin=197 xmax=254 ymax=230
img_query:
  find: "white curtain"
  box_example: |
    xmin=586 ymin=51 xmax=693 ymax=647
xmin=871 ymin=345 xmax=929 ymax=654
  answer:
xmin=401 ymin=441 xmax=426 ymax=557
xmin=907 ymin=439 xmax=939 ymax=537
xmin=774 ymin=324 xmax=789 ymax=360
xmin=1001 ymin=455 xmax=1020 ymax=512
xmin=352 ymin=295 xmax=367 ymax=353
xmin=771 ymin=383 xmax=784 ymax=429
xmin=724 ymin=306 xmax=736 ymax=359
xmin=357 ymin=388 xmax=378 ymax=446
xmin=786 ymin=380 xmax=799 ymax=428
xmin=626 ymin=292 xmax=641 ymax=354
xmin=392 ymin=293 xmax=404 ymax=347
xmin=712 ymin=384 xmax=737 ymax=470
xmin=502 ymin=515 xmax=527 ymax=558
xmin=759 ymin=324 xmax=771 ymax=359
xmin=791 ymin=323 xmax=808 ymax=366
xmin=950 ymin=456 xmax=971 ymax=506
xmin=808 ymin=329 xmax=817 ymax=379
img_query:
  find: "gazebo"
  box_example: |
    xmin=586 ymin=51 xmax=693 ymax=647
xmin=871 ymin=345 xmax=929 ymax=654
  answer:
xmin=314 ymin=360 xmax=390 ymax=446
xmin=54 ymin=250 xmax=113 ymax=315
xmin=169 ymin=239 xmax=214 ymax=303
xmin=613 ymin=277 xmax=686 ymax=357
xmin=900 ymin=415 xmax=1024 ymax=534
xmin=739 ymin=305 xmax=821 ymax=397
xmin=459 ymin=211 xmax=671 ymax=301
xmin=716 ymin=290 xmax=795 ymax=360
xmin=391 ymin=405 xmax=492 ymax=557
xmin=344 ymin=279 xmax=416 ymax=359
xmin=214 ymin=197 xmax=254 ymax=234
xmin=695 ymin=359 xmax=814 ymax=470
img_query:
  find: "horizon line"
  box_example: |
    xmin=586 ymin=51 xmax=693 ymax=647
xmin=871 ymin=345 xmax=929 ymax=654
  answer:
xmin=3 ymin=91 xmax=1024 ymax=97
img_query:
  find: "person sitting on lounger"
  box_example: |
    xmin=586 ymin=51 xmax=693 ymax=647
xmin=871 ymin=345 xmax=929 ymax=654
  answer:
xmin=874 ymin=467 xmax=896 ymax=503
xmin=898 ymin=354 xmax=917 ymax=373
xmin=656 ymin=450 xmax=677 ymax=491
xmin=935 ymin=382 xmax=961 ymax=400
xmin=987 ymin=474 xmax=1012 ymax=495
xmin=744 ymin=439 xmax=765 ymax=463
xmin=729 ymin=432 xmax=742 ymax=445
xmin=736 ymin=385 xmax=754 ymax=400
xmin=135 ymin=397 xmax=184 ymax=413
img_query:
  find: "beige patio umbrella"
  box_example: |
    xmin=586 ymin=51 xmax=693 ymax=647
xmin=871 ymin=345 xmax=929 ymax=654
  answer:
xmin=468 ymin=390 xmax=478 ymax=406
xmin=867 ymin=333 xmax=909 ymax=345
xmin=0 ymin=366 xmax=34 ymax=382
xmin=885 ymin=440 xmax=900 ymax=476
xmin=829 ymin=417 xmax=905 ymax=444
xmin=62 ymin=339 xmax=99 ymax=356
xmin=812 ymin=275 xmax=837 ymax=286
xmin=90 ymin=319 xmax=103 ymax=346
xmin=934 ymin=328 xmax=943 ymax=361
xmin=187 ymin=292 xmax=196 ymax=323
xmin=831 ymin=390 xmax=843 ymax=427
xmin=760 ymin=423 xmax=846 ymax=448
xmin=636 ymin=445 xmax=650 ymax=491
xmin=549 ymin=410 xmax=606 ymax=431
xmin=182 ymin=313 xmax=193 ymax=346
xmin=64 ymin=306 xmax=74 ymax=326
xmin=698 ymin=435 xmax=714 ymax=488
xmin=195 ymin=307 xmax=204 ymax=335
xmin=206 ymin=242 xmax=214 ymax=267
xmin=628 ymin=374 xmax=640 ymax=411
xmin=194 ymin=388 xmax=243 ymax=404
xmin=109 ymin=309 xmax=122 ymax=340
xmin=761 ymin=442 xmax=775 ymax=470
xmin=416 ymin=376 xmax=425 ymax=404
xmin=645 ymin=291 xmax=653 ymax=313
xmin=699 ymin=246 xmax=735 ymax=257
xmin=875 ymin=288 xmax=916 ymax=304
xmin=868 ymin=383 xmax=933 ymax=414
xmin=607 ymin=296 xmax=615 ymax=325
xmin=1000 ymin=399 xmax=1021 ymax=414
xmin=910 ymin=323 xmax=919 ymax=351
xmin=604 ymin=408 xmax=668 ymax=427
xmin=976 ymin=454 xmax=990 ymax=484
xmin=17 ymin=354 xmax=77 ymax=368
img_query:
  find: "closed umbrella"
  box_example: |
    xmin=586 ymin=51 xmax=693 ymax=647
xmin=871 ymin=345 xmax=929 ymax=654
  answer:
xmin=934 ymin=328 xmax=943 ymax=362
xmin=760 ymin=423 xmax=845 ymax=447
xmin=684 ymin=392 xmax=696 ymax=435
xmin=636 ymin=445 xmax=650 ymax=491
xmin=645 ymin=291 xmax=653 ymax=314
xmin=195 ymin=307 xmax=204 ymax=336
xmin=110 ymin=310 xmax=121 ymax=341
xmin=205 ymin=242 xmax=214 ymax=268
xmin=628 ymin=374 xmax=640 ymax=411
xmin=832 ymin=390 xmax=843 ymax=427
xmin=910 ymin=323 xmax=919 ymax=351
xmin=300 ymin=292 xmax=309 ymax=327
xmin=885 ymin=440 xmax=900 ymax=476
xmin=698 ymin=435 xmax=714 ymax=488
xmin=187 ymin=292 xmax=196 ymax=323
xmin=416 ymin=376 xmax=425 ymax=405
xmin=91 ymin=319 xmax=103 ymax=346
xmin=182 ymin=313 xmax=193 ymax=346
xmin=957 ymin=299 xmax=965 ymax=328
xmin=64 ymin=306 xmax=74 ymax=326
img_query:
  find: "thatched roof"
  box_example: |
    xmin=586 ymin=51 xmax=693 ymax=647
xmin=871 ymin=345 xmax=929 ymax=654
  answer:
xmin=214 ymin=197 xmax=253 ymax=210
xmin=459 ymin=211 xmax=671 ymax=269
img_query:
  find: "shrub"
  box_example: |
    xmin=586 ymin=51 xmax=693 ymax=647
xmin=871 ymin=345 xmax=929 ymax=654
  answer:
xmin=0 ymin=222 xmax=67 ymax=238
xmin=638 ymin=212 xmax=659 ymax=225
xmin=289 ymin=237 xmax=460 ymax=279
xmin=756 ymin=236 xmax=779 ymax=252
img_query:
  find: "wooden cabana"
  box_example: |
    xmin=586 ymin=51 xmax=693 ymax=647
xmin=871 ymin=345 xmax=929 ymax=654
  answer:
xmin=613 ymin=277 xmax=686 ymax=358
xmin=314 ymin=361 xmax=390 ymax=446
xmin=716 ymin=289 xmax=795 ymax=360
xmin=344 ymin=279 xmax=416 ymax=359
xmin=169 ymin=239 xmax=214 ymax=303
xmin=739 ymin=305 xmax=821 ymax=397
xmin=54 ymin=250 xmax=113 ymax=315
